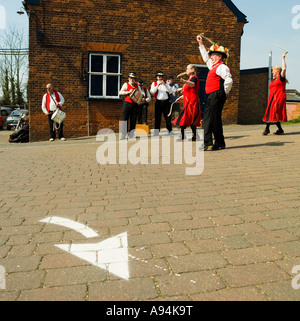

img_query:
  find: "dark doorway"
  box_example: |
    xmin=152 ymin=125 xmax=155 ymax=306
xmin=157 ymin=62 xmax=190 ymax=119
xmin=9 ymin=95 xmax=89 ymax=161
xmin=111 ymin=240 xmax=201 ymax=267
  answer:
xmin=197 ymin=67 xmax=209 ymax=119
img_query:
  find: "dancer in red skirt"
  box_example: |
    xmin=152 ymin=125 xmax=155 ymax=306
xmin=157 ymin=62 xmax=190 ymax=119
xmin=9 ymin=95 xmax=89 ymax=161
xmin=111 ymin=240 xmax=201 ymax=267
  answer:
xmin=173 ymin=64 xmax=201 ymax=141
xmin=262 ymin=53 xmax=287 ymax=135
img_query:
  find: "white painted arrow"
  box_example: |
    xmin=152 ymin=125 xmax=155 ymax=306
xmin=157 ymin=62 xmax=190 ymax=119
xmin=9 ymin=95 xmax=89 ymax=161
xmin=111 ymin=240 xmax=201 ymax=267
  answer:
xmin=39 ymin=217 xmax=129 ymax=280
xmin=39 ymin=216 xmax=99 ymax=238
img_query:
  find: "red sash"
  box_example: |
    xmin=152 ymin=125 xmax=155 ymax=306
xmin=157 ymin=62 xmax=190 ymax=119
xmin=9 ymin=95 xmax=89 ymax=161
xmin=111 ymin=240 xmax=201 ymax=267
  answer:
xmin=46 ymin=92 xmax=60 ymax=112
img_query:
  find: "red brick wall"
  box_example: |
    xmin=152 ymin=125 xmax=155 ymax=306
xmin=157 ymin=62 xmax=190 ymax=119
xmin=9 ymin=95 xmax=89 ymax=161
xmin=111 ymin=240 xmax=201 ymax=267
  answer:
xmin=27 ymin=0 xmax=246 ymax=141
xmin=238 ymin=68 xmax=269 ymax=124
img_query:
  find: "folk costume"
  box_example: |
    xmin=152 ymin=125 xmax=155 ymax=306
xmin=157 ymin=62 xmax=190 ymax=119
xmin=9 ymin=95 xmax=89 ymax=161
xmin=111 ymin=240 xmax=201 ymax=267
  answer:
xmin=173 ymin=75 xmax=201 ymax=140
xmin=137 ymin=80 xmax=151 ymax=124
xmin=119 ymin=72 xmax=141 ymax=139
xmin=150 ymin=72 xmax=173 ymax=134
xmin=42 ymin=90 xmax=65 ymax=140
xmin=262 ymin=74 xmax=287 ymax=133
xmin=199 ymin=43 xmax=233 ymax=150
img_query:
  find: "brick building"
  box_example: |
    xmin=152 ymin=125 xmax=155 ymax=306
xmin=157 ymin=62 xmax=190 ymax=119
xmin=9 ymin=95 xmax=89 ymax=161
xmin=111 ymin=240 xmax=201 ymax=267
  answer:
xmin=238 ymin=68 xmax=269 ymax=124
xmin=24 ymin=0 xmax=247 ymax=141
xmin=286 ymin=89 xmax=300 ymax=121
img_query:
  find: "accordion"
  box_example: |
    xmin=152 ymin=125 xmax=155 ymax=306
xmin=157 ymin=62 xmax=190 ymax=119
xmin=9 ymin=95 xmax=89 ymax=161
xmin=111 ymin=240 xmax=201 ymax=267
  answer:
xmin=129 ymin=89 xmax=144 ymax=105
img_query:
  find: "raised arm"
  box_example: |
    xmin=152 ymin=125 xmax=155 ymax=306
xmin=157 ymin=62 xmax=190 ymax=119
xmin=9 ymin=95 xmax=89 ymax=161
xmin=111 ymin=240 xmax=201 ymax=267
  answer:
xmin=196 ymin=34 xmax=211 ymax=68
xmin=281 ymin=53 xmax=287 ymax=78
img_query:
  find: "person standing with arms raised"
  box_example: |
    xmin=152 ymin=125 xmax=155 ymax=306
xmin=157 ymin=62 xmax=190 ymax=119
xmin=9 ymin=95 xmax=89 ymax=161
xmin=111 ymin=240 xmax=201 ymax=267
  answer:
xmin=262 ymin=53 xmax=287 ymax=135
xmin=196 ymin=34 xmax=233 ymax=150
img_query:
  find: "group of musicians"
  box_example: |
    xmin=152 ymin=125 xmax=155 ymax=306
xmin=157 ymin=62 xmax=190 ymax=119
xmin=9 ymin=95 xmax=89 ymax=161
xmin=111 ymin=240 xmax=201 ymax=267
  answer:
xmin=119 ymin=34 xmax=233 ymax=150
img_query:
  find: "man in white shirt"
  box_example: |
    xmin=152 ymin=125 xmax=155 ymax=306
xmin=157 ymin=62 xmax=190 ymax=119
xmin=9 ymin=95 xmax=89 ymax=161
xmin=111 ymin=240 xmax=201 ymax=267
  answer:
xmin=42 ymin=83 xmax=65 ymax=141
xmin=196 ymin=35 xmax=233 ymax=150
xmin=150 ymin=72 xmax=173 ymax=135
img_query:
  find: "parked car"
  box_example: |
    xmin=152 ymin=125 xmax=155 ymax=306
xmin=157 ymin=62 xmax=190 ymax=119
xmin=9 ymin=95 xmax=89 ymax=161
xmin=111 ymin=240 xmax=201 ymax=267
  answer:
xmin=0 ymin=106 xmax=13 ymax=129
xmin=0 ymin=114 xmax=3 ymax=129
xmin=6 ymin=109 xmax=29 ymax=130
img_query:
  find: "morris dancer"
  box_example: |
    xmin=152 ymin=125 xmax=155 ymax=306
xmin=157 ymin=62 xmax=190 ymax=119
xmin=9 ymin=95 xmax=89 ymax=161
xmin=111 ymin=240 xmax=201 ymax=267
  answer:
xmin=173 ymin=64 xmax=201 ymax=141
xmin=196 ymin=34 xmax=233 ymax=150
xmin=119 ymin=72 xmax=143 ymax=139
xmin=150 ymin=71 xmax=173 ymax=135
xmin=262 ymin=53 xmax=287 ymax=135
xmin=42 ymin=83 xmax=65 ymax=141
xmin=137 ymin=79 xmax=151 ymax=125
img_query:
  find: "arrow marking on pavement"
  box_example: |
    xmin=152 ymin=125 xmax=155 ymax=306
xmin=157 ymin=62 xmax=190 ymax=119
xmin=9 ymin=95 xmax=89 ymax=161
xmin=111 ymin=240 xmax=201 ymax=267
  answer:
xmin=40 ymin=217 xmax=198 ymax=283
xmin=39 ymin=217 xmax=129 ymax=280
xmin=39 ymin=216 xmax=99 ymax=238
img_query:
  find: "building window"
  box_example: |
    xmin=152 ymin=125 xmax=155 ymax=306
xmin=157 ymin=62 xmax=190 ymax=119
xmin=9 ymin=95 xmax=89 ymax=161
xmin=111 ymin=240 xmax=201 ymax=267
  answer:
xmin=88 ymin=53 xmax=122 ymax=99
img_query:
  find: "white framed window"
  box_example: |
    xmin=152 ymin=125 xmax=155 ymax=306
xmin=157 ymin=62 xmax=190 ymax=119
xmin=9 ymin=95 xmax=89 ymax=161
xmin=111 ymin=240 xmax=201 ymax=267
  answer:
xmin=88 ymin=53 xmax=122 ymax=99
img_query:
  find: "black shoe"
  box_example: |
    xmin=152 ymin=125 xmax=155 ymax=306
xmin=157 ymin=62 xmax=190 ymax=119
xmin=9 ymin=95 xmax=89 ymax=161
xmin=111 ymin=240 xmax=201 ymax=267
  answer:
xmin=204 ymin=145 xmax=213 ymax=151
xmin=212 ymin=145 xmax=226 ymax=150
xmin=188 ymin=135 xmax=200 ymax=141
xmin=274 ymin=130 xmax=284 ymax=135
xmin=262 ymin=129 xmax=270 ymax=136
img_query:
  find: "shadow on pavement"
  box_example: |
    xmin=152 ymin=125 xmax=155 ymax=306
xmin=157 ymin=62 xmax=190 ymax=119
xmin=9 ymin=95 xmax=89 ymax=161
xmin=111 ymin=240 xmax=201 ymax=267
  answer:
xmin=227 ymin=141 xmax=293 ymax=149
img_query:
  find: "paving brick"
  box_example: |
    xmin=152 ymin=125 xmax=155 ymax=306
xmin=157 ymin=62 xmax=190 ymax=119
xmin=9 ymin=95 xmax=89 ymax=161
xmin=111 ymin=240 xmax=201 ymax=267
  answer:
xmin=18 ymin=284 xmax=88 ymax=301
xmin=218 ymin=263 xmax=289 ymax=288
xmin=150 ymin=243 xmax=190 ymax=258
xmin=44 ymin=266 xmax=107 ymax=287
xmin=167 ymin=253 xmax=228 ymax=273
xmin=155 ymin=271 xmax=225 ymax=297
xmin=222 ymin=245 xmax=283 ymax=265
xmin=259 ymin=281 xmax=300 ymax=301
xmin=244 ymin=230 xmax=298 ymax=246
xmin=185 ymin=239 xmax=225 ymax=253
xmin=273 ymin=240 xmax=300 ymax=258
xmin=5 ymin=270 xmax=45 ymax=291
xmin=88 ymin=278 xmax=158 ymax=301
xmin=1 ymin=124 xmax=300 ymax=301
xmin=191 ymin=286 xmax=268 ymax=301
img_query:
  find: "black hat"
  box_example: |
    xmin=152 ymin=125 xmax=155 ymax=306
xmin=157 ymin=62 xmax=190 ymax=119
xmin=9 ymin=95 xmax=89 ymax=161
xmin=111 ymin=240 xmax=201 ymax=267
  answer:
xmin=128 ymin=72 xmax=137 ymax=78
xmin=156 ymin=71 xmax=164 ymax=77
xmin=137 ymin=79 xmax=144 ymax=85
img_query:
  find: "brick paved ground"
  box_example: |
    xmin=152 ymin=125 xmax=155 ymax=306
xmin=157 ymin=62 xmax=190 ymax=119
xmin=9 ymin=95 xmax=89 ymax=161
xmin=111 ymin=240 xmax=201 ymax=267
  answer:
xmin=0 ymin=124 xmax=300 ymax=301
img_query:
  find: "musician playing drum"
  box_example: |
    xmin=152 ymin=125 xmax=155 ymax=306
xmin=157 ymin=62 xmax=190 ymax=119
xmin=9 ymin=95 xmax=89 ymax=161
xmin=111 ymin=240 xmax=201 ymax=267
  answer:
xmin=119 ymin=72 xmax=145 ymax=140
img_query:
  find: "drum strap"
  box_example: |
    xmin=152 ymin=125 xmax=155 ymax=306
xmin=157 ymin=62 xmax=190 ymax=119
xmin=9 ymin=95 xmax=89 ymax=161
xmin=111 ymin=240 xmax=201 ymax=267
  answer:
xmin=49 ymin=94 xmax=62 ymax=130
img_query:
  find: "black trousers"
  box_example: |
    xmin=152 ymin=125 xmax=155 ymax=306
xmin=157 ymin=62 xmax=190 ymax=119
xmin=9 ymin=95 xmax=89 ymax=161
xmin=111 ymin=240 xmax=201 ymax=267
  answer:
xmin=48 ymin=113 xmax=64 ymax=139
xmin=122 ymin=101 xmax=138 ymax=138
xmin=137 ymin=103 xmax=148 ymax=124
xmin=155 ymin=99 xmax=172 ymax=133
xmin=202 ymin=90 xmax=226 ymax=147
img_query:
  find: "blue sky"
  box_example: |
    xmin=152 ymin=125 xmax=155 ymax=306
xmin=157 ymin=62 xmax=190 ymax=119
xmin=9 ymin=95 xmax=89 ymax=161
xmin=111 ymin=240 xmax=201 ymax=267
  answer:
xmin=237 ymin=0 xmax=300 ymax=90
xmin=1 ymin=0 xmax=299 ymax=91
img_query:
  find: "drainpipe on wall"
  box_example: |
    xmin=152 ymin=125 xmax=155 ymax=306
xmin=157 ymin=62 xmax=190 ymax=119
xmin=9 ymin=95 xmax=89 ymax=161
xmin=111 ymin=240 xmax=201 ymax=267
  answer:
xmin=268 ymin=50 xmax=272 ymax=100
xmin=87 ymin=99 xmax=90 ymax=136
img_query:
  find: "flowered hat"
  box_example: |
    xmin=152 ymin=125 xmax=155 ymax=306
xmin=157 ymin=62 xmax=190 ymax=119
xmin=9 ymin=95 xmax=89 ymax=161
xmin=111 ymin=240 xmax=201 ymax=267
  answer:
xmin=208 ymin=44 xmax=229 ymax=59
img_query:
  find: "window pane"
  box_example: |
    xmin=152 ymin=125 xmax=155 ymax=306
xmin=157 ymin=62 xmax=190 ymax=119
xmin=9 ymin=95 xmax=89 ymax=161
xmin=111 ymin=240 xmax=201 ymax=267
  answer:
xmin=107 ymin=56 xmax=119 ymax=73
xmin=106 ymin=76 xmax=119 ymax=96
xmin=91 ymin=55 xmax=103 ymax=72
xmin=91 ymin=75 xmax=103 ymax=96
